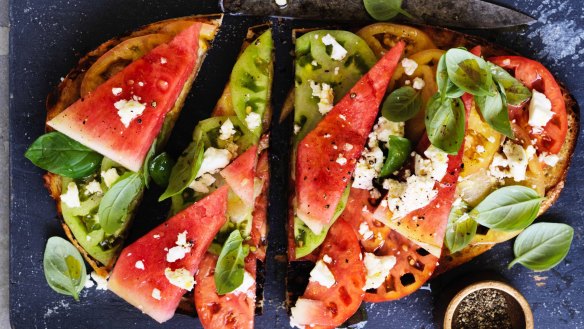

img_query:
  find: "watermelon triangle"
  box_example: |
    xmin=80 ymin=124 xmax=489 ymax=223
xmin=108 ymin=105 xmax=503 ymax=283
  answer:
xmin=295 ymin=41 xmax=405 ymax=235
xmin=108 ymin=185 xmax=228 ymax=323
xmin=220 ymin=145 xmax=259 ymax=207
xmin=48 ymin=23 xmax=204 ymax=172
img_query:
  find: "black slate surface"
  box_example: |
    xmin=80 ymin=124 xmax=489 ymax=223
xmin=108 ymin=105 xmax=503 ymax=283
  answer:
xmin=8 ymin=0 xmax=584 ymax=328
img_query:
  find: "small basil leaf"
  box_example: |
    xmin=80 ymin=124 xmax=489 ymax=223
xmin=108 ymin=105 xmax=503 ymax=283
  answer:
xmin=214 ymin=230 xmax=250 ymax=295
xmin=149 ymin=152 xmax=175 ymax=188
xmin=43 ymin=236 xmax=87 ymax=301
xmin=99 ymin=172 xmax=144 ymax=235
xmin=445 ymin=49 xmax=493 ymax=97
xmin=159 ymin=141 xmax=204 ymax=201
xmin=470 ymin=186 xmax=543 ymax=232
xmin=364 ymin=0 xmax=413 ymax=21
xmin=381 ymin=86 xmax=422 ymax=122
xmin=379 ymin=136 xmax=412 ymax=178
xmin=425 ymin=93 xmax=465 ymax=154
xmin=509 ymin=222 xmax=574 ymax=271
xmin=445 ymin=200 xmax=476 ymax=253
xmin=437 ymin=55 xmax=465 ymax=99
xmin=475 ymin=81 xmax=514 ymax=138
xmin=489 ymin=63 xmax=532 ymax=107
xmin=25 ymin=132 xmax=103 ymax=178
xmin=142 ymin=141 xmax=157 ymax=188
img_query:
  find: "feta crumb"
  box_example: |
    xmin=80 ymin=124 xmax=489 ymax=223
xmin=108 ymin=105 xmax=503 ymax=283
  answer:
xmin=336 ymin=154 xmax=347 ymax=165
xmin=344 ymin=143 xmax=354 ymax=151
xmin=85 ymin=180 xmax=102 ymax=195
xmin=363 ymin=253 xmax=396 ymax=290
xmin=153 ymin=234 xmax=161 ymax=239
xmin=334 ymin=67 xmax=340 ymax=75
xmin=358 ymin=222 xmax=374 ymax=240
xmin=196 ymin=147 xmax=232 ymax=178
xmin=528 ymin=90 xmax=554 ymax=128
xmin=135 ymin=260 xmax=145 ymax=270
xmin=60 ymin=182 xmax=81 ymax=208
xmin=84 ymin=276 xmax=95 ymax=288
xmin=164 ymin=267 xmax=195 ymax=291
xmin=323 ymin=254 xmax=333 ymax=264
xmin=487 ymin=136 xmax=496 ymax=143
xmin=321 ymin=34 xmax=348 ymax=61
xmin=245 ymin=112 xmax=262 ymax=130
xmin=112 ymin=87 xmax=123 ymax=96
xmin=101 ymin=168 xmax=120 ymax=188
xmin=309 ymin=260 xmax=336 ymax=288
xmin=189 ymin=173 xmax=217 ymax=193
xmin=232 ymin=271 xmax=255 ymax=297
xmin=539 ymin=152 xmax=560 ymax=166
xmin=290 ymin=298 xmax=320 ymax=329
xmin=152 ymin=288 xmax=161 ymax=300
xmin=91 ymin=271 xmax=108 ymax=291
xmin=412 ymin=77 xmax=425 ymax=90
xmin=293 ymin=124 xmax=301 ymax=135
xmin=309 ymin=80 xmax=335 ymax=115
xmin=489 ymin=140 xmax=530 ymax=182
xmin=401 ymin=58 xmax=418 ymax=76
xmin=219 ymin=118 xmax=237 ymax=140
xmin=339 ymin=114 xmax=346 ymax=121
xmin=114 ymin=99 xmax=147 ymax=128
xmin=385 ymin=175 xmax=438 ymax=220
xmin=476 ymin=145 xmax=486 ymax=153
xmin=311 ymin=60 xmax=318 ymax=66
xmin=166 ymin=231 xmax=193 ymax=263
xmin=415 ymin=145 xmax=449 ymax=182
xmin=160 ymin=57 xmax=167 ymax=64
xmin=275 ymin=0 xmax=287 ymax=6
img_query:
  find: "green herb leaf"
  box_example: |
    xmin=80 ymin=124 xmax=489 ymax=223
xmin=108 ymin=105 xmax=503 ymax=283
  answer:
xmin=99 ymin=172 xmax=144 ymax=235
xmin=470 ymin=186 xmax=543 ymax=232
xmin=379 ymin=136 xmax=412 ymax=178
xmin=425 ymin=93 xmax=465 ymax=154
xmin=149 ymin=152 xmax=175 ymax=188
xmin=43 ymin=237 xmax=87 ymax=301
xmin=159 ymin=141 xmax=204 ymax=201
xmin=363 ymin=0 xmax=413 ymax=21
xmin=509 ymin=222 xmax=573 ymax=271
xmin=142 ymin=141 xmax=157 ymax=188
xmin=436 ymin=55 xmax=465 ymax=99
xmin=475 ymin=81 xmax=514 ymax=138
xmin=381 ymin=86 xmax=422 ymax=122
xmin=489 ymin=63 xmax=532 ymax=107
xmin=444 ymin=199 xmax=477 ymax=253
xmin=214 ymin=230 xmax=250 ymax=295
xmin=445 ymin=49 xmax=493 ymax=97
xmin=25 ymin=132 xmax=103 ymax=179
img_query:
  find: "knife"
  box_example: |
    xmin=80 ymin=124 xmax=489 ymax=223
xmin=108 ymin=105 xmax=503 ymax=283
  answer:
xmin=220 ymin=0 xmax=536 ymax=29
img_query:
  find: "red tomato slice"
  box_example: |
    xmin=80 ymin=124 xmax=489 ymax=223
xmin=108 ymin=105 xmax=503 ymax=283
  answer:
xmin=290 ymin=221 xmax=366 ymax=329
xmin=489 ymin=56 xmax=567 ymax=154
xmin=194 ymin=253 xmax=256 ymax=329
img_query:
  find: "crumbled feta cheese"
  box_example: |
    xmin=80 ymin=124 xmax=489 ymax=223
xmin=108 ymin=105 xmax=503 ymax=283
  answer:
xmin=114 ymin=99 xmax=147 ymax=128
xmin=111 ymin=87 xmax=123 ymax=96
xmin=363 ymin=253 xmax=396 ymax=290
xmin=196 ymin=147 xmax=232 ymax=178
xmin=309 ymin=80 xmax=335 ymax=115
xmin=476 ymin=145 xmax=486 ymax=153
xmin=311 ymin=60 xmax=318 ymax=66
xmin=293 ymin=124 xmax=301 ymax=135
xmin=245 ymin=112 xmax=262 ymax=130
xmin=290 ymin=298 xmax=320 ymax=329
xmin=85 ymin=180 xmax=102 ymax=195
xmin=539 ymin=152 xmax=560 ymax=166
xmin=153 ymin=234 xmax=160 ymax=239
xmin=219 ymin=118 xmax=237 ymax=140
xmin=309 ymin=260 xmax=336 ymax=288
xmin=528 ymin=90 xmax=554 ymax=128
xmin=101 ymin=168 xmax=120 ymax=188
xmin=415 ymin=145 xmax=449 ymax=182
xmin=84 ymin=275 xmax=95 ymax=288
xmin=358 ymin=222 xmax=374 ymax=240
xmin=323 ymin=254 xmax=333 ymax=264
xmin=344 ymin=143 xmax=354 ymax=151
xmin=60 ymin=182 xmax=81 ymax=208
xmin=188 ymin=173 xmax=217 ymax=193
xmin=334 ymin=67 xmax=340 ymax=75
xmin=152 ymin=288 xmax=162 ymax=300
xmin=160 ymin=57 xmax=167 ymax=64
xmin=164 ymin=267 xmax=195 ymax=291
xmin=368 ymin=117 xmax=405 ymax=147
xmin=412 ymin=77 xmax=425 ymax=90
xmin=487 ymin=136 xmax=496 ymax=143
xmin=321 ymin=34 xmax=348 ymax=61
xmin=135 ymin=260 xmax=145 ymax=270
xmin=336 ymin=154 xmax=347 ymax=165
xmin=166 ymin=231 xmax=193 ymax=263
xmin=385 ymin=175 xmax=438 ymax=220
xmin=275 ymin=0 xmax=287 ymax=6
xmin=339 ymin=114 xmax=346 ymax=121
xmin=401 ymin=58 xmax=418 ymax=76
xmin=232 ymin=271 xmax=255 ymax=297
xmin=489 ymin=140 xmax=532 ymax=182
xmin=353 ymin=161 xmax=378 ymax=190
xmin=91 ymin=271 xmax=108 ymax=291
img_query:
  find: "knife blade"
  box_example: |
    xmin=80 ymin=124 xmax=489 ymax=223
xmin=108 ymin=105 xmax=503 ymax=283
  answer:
xmin=221 ymin=0 xmax=536 ymax=29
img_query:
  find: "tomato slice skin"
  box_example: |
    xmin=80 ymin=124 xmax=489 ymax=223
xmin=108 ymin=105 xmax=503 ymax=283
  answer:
xmin=489 ymin=56 xmax=567 ymax=154
xmin=291 ymin=220 xmax=366 ymax=328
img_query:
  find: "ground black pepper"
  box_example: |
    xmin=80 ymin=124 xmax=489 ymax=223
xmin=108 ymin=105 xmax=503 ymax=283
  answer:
xmin=453 ymin=288 xmax=513 ymax=329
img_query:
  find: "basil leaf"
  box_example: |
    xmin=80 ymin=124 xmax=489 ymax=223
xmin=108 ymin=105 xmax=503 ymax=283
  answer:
xmin=214 ymin=230 xmax=250 ymax=295
xmin=509 ymin=222 xmax=573 ymax=271
xmin=436 ymin=55 xmax=464 ymax=99
xmin=43 ymin=237 xmax=87 ymax=301
xmin=470 ymin=186 xmax=543 ymax=232
xmin=444 ymin=199 xmax=477 ymax=253
xmin=99 ymin=172 xmax=144 ymax=235
xmin=379 ymin=136 xmax=412 ymax=178
xmin=142 ymin=141 xmax=157 ymax=188
xmin=363 ymin=0 xmax=413 ymax=21
xmin=445 ymin=49 xmax=493 ymax=97
xmin=381 ymin=86 xmax=422 ymax=122
xmin=475 ymin=81 xmax=514 ymax=138
xmin=25 ymin=132 xmax=103 ymax=178
xmin=159 ymin=141 xmax=204 ymax=201
xmin=489 ymin=63 xmax=532 ymax=106
xmin=149 ymin=152 xmax=175 ymax=188
xmin=425 ymin=93 xmax=465 ymax=154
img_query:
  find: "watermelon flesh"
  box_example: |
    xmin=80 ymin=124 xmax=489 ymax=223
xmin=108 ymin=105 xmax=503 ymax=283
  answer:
xmin=295 ymin=41 xmax=405 ymax=235
xmin=220 ymin=145 xmax=258 ymax=207
xmin=48 ymin=23 xmax=203 ymax=172
xmin=108 ymin=186 xmax=228 ymax=323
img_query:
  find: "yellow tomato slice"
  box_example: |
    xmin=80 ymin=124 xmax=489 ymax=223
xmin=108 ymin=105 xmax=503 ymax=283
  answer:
xmin=461 ymin=104 xmax=502 ymax=177
xmin=357 ymin=23 xmax=436 ymax=58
